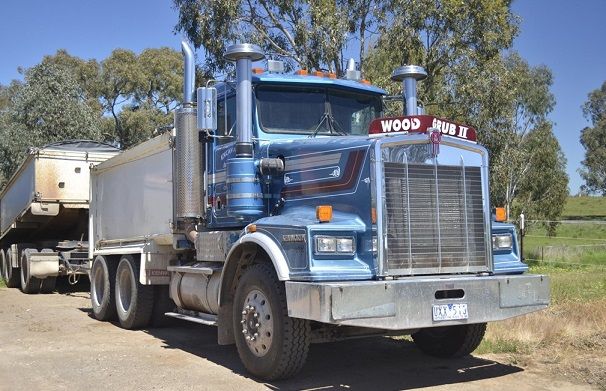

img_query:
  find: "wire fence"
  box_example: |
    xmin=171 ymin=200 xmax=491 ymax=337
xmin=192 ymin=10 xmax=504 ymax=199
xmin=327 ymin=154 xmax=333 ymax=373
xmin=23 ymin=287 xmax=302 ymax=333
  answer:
xmin=519 ymin=219 xmax=606 ymax=270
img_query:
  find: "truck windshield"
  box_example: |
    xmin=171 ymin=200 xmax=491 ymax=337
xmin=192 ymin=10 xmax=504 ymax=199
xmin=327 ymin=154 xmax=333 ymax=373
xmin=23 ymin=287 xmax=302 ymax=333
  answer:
xmin=256 ymin=85 xmax=382 ymax=136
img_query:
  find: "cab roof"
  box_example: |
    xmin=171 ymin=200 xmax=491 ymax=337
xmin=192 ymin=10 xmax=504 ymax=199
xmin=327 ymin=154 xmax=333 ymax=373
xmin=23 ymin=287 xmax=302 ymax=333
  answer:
xmin=251 ymin=72 xmax=387 ymax=95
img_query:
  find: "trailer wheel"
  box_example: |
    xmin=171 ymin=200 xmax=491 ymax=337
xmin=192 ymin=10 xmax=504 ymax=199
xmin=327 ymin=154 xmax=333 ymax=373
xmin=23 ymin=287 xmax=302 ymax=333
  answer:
xmin=412 ymin=323 xmax=487 ymax=358
xmin=20 ymin=249 xmax=41 ymax=294
xmin=1 ymin=249 xmax=8 ymax=284
xmin=233 ymin=263 xmax=310 ymax=380
xmin=115 ymin=255 xmax=154 ymax=329
xmin=91 ymin=256 xmax=118 ymax=321
xmin=3 ymin=250 xmax=21 ymax=288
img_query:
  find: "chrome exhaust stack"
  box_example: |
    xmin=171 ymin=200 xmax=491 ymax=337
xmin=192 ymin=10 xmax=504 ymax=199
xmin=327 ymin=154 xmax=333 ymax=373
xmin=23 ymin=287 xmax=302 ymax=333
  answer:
xmin=391 ymin=65 xmax=427 ymax=116
xmin=223 ymin=43 xmax=265 ymax=218
xmin=175 ymin=41 xmax=202 ymax=224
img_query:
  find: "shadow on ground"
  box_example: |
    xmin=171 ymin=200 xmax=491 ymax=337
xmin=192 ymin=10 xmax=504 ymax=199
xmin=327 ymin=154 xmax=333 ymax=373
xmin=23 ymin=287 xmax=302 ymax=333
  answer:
xmin=145 ymin=323 xmax=523 ymax=390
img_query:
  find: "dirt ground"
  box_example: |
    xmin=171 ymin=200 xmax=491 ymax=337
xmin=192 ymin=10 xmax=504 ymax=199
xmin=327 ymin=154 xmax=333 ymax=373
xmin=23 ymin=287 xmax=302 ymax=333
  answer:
xmin=0 ymin=282 xmax=598 ymax=391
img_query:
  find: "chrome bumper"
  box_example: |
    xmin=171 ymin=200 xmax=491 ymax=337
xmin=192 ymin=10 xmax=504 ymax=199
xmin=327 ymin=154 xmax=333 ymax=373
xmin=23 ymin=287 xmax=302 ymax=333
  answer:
xmin=285 ymin=274 xmax=549 ymax=330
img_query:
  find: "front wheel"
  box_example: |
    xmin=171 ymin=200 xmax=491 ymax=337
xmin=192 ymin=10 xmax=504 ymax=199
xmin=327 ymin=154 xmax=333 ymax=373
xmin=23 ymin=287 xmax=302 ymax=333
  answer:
xmin=412 ymin=323 xmax=486 ymax=358
xmin=233 ymin=263 xmax=310 ymax=380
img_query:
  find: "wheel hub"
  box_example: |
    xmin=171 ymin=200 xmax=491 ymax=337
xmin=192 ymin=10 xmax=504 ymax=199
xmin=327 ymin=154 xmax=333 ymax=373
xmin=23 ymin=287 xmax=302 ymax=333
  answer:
xmin=240 ymin=289 xmax=273 ymax=357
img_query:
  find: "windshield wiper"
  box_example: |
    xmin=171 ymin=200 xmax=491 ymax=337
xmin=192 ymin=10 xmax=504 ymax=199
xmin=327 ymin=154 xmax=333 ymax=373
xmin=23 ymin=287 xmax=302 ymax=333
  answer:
xmin=309 ymin=112 xmax=347 ymax=138
xmin=308 ymin=112 xmax=330 ymax=138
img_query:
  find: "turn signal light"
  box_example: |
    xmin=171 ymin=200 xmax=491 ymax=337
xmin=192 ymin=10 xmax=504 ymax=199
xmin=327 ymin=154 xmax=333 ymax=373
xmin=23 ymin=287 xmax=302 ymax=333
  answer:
xmin=316 ymin=205 xmax=333 ymax=223
xmin=495 ymin=207 xmax=506 ymax=222
xmin=371 ymin=208 xmax=377 ymax=224
xmin=247 ymin=224 xmax=257 ymax=233
xmin=295 ymin=69 xmax=308 ymax=76
xmin=252 ymin=67 xmax=264 ymax=74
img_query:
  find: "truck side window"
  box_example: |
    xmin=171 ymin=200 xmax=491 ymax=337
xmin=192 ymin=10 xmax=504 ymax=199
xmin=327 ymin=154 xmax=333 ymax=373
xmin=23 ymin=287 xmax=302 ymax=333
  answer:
xmin=216 ymin=95 xmax=236 ymax=145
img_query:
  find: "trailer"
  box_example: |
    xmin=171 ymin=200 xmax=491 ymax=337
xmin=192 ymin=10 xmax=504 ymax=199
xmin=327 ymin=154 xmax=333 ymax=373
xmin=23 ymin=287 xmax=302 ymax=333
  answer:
xmin=0 ymin=141 xmax=119 ymax=293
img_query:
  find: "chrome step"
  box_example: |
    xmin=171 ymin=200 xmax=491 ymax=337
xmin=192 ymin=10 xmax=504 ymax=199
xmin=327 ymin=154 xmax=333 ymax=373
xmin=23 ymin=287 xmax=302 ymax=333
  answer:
xmin=166 ymin=263 xmax=223 ymax=275
xmin=164 ymin=311 xmax=217 ymax=326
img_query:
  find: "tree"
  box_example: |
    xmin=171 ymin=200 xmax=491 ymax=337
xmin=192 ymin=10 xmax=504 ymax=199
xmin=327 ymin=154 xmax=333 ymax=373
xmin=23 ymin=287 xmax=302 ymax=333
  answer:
xmin=579 ymin=82 xmax=606 ymax=195
xmin=0 ymin=63 xmax=101 ymax=184
xmin=173 ymin=0 xmax=373 ymax=74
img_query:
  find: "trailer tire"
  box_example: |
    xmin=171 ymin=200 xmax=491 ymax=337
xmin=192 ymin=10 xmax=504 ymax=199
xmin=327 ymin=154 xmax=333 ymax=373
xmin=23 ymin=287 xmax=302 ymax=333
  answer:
xmin=91 ymin=256 xmax=118 ymax=321
xmin=233 ymin=263 xmax=310 ymax=380
xmin=20 ymin=249 xmax=42 ymax=294
xmin=115 ymin=255 xmax=154 ymax=329
xmin=1 ymin=249 xmax=8 ymax=284
xmin=4 ymin=250 xmax=21 ymax=288
xmin=412 ymin=322 xmax=487 ymax=358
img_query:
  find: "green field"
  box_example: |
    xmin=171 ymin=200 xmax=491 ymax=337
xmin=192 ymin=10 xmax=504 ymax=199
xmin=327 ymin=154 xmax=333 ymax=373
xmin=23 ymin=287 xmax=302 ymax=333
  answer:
xmin=522 ymin=196 xmax=606 ymax=264
xmin=562 ymin=196 xmax=606 ymax=220
xmin=479 ymin=196 xmax=606 ymax=369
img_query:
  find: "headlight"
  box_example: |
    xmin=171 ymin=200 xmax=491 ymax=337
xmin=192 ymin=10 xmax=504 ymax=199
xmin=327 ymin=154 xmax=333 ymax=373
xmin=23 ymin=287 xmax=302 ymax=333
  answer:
xmin=492 ymin=233 xmax=513 ymax=250
xmin=315 ymin=235 xmax=355 ymax=254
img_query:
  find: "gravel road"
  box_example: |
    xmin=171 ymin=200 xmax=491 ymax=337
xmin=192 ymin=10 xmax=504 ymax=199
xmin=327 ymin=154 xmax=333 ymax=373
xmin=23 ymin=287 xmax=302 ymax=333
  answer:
xmin=0 ymin=282 xmax=595 ymax=391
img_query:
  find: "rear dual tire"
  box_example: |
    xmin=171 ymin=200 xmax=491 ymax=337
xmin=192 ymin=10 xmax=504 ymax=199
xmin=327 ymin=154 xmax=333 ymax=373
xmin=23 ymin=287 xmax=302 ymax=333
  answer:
xmin=115 ymin=255 xmax=154 ymax=329
xmin=90 ymin=255 xmax=154 ymax=329
xmin=2 ymin=250 xmax=21 ymax=288
xmin=20 ymin=249 xmax=42 ymax=294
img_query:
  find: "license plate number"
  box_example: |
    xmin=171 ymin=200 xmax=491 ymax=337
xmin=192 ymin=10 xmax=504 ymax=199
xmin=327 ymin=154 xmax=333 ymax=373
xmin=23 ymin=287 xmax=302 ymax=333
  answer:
xmin=432 ymin=303 xmax=468 ymax=321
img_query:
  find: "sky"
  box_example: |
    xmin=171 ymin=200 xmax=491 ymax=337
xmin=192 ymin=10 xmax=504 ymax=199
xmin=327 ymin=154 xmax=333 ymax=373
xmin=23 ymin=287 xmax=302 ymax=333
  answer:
xmin=1 ymin=0 xmax=604 ymax=193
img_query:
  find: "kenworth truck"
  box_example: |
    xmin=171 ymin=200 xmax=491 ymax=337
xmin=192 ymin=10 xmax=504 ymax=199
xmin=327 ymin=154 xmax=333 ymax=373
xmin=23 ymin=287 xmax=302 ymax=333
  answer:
xmin=1 ymin=41 xmax=548 ymax=380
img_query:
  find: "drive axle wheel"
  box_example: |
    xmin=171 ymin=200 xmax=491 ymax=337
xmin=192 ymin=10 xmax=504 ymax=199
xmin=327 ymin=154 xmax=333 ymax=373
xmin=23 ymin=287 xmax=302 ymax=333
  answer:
xmin=233 ymin=263 xmax=310 ymax=380
xmin=412 ymin=323 xmax=487 ymax=358
xmin=20 ymin=249 xmax=41 ymax=294
xmin=115 ymin=255 xmax=153 ymax=329
xmin=91 ymin=255 xmax=118 ymax=321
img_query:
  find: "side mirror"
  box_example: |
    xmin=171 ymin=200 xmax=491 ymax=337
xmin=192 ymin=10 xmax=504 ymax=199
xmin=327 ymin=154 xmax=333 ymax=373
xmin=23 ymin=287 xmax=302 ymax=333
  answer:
xmin=197 ymin=87 xmax=217 ymax=131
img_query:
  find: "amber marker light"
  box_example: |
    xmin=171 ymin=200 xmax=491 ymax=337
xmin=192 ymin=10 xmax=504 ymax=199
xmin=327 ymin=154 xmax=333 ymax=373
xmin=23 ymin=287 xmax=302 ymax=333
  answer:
xmin=252 ymin=67 xmax=264 ymax=74
xmin=371 ymin=208 xmax=377 ymax=224
xmin=247 ymin=224 xmax=257 ymax=233
xmin=495 ymin=207 xmax=507 ymax=222
xmin=316 ymin=205 xmax=333 ymax=223
xmin=295 ymin=69 xmax=308 ymax=76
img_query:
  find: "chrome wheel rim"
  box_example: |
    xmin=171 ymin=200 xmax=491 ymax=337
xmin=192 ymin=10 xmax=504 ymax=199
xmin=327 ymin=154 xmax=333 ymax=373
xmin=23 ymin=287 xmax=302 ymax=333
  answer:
xmin=241 ymin=289 xmax=274 ymax=357
xmin=117 ymin=264 xmax=133 ymax=313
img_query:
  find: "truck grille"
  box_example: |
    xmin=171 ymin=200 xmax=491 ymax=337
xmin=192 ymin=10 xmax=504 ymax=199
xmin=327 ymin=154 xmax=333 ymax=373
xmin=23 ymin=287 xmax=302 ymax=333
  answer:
xmin=383 ymin=161 xmax=488 ymax=274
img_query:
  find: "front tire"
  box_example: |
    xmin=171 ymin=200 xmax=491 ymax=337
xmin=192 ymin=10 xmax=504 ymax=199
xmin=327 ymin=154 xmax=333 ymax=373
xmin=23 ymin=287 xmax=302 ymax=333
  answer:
xmin=91 ymin=255 xmax=118 ymax=321
xmin=233 ymin=263 xmax=310 ymax=380
xmin=412 ymin=323 xmax=487 ymax=358
xmin=115 ymin=255 xmax=154 ymax=329
xmin=20 ymin=249 xmax=41 ymax=294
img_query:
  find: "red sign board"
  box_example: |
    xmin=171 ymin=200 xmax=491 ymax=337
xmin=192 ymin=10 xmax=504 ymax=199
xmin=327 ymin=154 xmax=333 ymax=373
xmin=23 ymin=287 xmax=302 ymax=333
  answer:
xmin=368 ymin=115 xmax=477 ymax=143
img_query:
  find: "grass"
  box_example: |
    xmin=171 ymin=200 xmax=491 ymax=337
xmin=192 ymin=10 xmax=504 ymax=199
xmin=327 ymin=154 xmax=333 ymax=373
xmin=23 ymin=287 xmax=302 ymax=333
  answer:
xmin=479 ymin=196 xmax=606 ymax=387
xmin=478 ymin=262 xmax=606 ymax=356
xmin=562 ymin=196 xmax=606 ymax=220
xmin=0 ymin=279 xmax=5 ymax=288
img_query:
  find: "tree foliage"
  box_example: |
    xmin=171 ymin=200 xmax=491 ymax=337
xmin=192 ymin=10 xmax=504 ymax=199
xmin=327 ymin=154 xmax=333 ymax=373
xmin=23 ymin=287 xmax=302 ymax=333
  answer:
xmin=174 ymin=0 xmax=381 ymax=74
xmin=0 ymin=46 xmax=184 ymax=185
xmin=0 ymin=63 xmax=101 ymax=184
xmin=580 ymin=81 xmax=606 ymax=195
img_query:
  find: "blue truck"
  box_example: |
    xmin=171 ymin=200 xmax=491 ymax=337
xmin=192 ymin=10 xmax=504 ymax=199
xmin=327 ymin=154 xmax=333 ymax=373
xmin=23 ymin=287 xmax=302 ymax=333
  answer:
xmin=2 ymin=41 xmax=547 ymax=381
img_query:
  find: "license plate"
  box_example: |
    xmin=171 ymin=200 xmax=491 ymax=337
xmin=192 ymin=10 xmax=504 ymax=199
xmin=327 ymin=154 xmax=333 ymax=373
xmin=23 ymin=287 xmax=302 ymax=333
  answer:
xmin=432 ymin=303 xmax=468 ymax=321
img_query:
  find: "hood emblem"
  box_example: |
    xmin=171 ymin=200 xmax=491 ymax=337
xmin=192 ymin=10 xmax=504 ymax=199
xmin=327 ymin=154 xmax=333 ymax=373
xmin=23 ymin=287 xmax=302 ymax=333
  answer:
xmin=428 ymin=128 xmax=441 ymax=157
